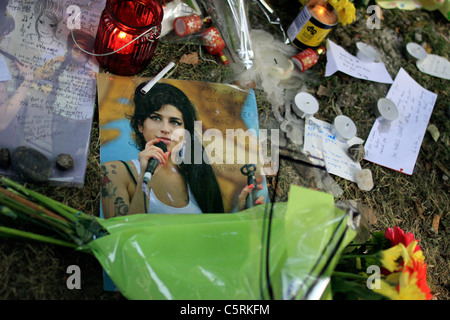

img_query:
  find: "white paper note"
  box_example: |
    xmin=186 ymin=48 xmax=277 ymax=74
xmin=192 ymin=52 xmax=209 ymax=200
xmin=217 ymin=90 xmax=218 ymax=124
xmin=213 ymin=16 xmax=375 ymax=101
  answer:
xmin=364 ymin=68 xmax=437 ymax=175
xmin=416 ymin=54 xmax=450 ymax=80
xmin=325 ymin=39 xmax=393 ymax=84
xmin=304 ymin=118 xmax=362 ymax=182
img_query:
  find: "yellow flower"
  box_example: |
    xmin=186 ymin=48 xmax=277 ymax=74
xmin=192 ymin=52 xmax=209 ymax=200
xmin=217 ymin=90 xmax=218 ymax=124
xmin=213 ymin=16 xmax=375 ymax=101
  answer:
xmin=373 ymin=279 xmax=399 ymax=300
xmin=405 ymin=241 xmax=425 ymax=266
xmin=374 ymin=271 xmax=427 ymax=300
xmin=298 ymin=0 xmax=356 ymax=26
xmin=380 ymin=243 xmax=407 ymax=273
xmin=339 ymin=1 xmax=356 ymax=26
xmin=380 ymin=241 xmax=424 ymax=273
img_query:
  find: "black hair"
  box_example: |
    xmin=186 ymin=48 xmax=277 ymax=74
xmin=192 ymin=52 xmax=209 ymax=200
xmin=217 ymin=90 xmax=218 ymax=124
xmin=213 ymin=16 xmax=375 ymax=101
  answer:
xmin=0 ymin=11 xmax=15 ymax=37
xmin=33 ymin=0 xmax=63 ymax=39
xmin=130 ymin=82 xmax=225 ymax=213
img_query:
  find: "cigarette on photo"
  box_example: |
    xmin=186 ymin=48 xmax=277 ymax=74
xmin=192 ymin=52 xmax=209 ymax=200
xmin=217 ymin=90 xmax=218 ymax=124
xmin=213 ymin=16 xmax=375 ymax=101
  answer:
xmin=141 ymin=61 xmax=176 ymax=94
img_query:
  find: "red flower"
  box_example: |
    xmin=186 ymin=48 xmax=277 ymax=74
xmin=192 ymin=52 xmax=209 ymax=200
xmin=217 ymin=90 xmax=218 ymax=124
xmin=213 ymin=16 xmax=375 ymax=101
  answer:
xmin=385 ymin=226 xmax=422 ymax=252
xmin=403 ymin=258 xmax=433 ymax=300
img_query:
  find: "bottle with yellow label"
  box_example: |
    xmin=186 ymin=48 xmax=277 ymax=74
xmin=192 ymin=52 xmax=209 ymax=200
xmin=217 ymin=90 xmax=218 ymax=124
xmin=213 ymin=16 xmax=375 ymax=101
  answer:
xmin=287 ymin=0 xmax=338 ymax=50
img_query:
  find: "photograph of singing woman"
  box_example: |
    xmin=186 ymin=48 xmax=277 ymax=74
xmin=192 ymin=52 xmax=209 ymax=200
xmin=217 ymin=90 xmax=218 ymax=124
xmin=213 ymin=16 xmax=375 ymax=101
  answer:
xmin=101 ymin=82 xmax=264 ymax=218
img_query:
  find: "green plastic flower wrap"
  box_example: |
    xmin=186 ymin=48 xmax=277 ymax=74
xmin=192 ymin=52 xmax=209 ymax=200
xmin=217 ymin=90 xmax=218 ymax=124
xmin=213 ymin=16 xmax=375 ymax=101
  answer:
xmin=87 ymin=185 xmax=357 ymax=300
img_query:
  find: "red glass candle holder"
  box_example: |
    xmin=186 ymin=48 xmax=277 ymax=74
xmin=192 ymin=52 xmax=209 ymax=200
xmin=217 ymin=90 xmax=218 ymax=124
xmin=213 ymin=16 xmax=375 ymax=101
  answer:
xmin=94 ymin=0 xmax=163 ymax=76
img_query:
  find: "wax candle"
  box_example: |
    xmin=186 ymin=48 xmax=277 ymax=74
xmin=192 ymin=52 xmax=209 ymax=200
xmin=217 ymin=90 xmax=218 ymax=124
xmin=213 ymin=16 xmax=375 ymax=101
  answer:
xmin=333 ymin=115 xmax=357 ymax=140
xmin=356 ymin=42 xmax=380 ymax=63
xmin=293 ymin=92 xmax=319 ymax=118
xmin=310 ymin=2 xmax=336 ymax=25
xmin=264 ymin=50 xmax=294 ymax=80
xmin=287 ymin=0 xmax=338 ymax=50
xmin=406 ymin=42 xmax=428 ymax=61
xmin=111 ymin=30 xmax=133 ymax=54
xmin=376 ymin=98 xmax=399 ymax=122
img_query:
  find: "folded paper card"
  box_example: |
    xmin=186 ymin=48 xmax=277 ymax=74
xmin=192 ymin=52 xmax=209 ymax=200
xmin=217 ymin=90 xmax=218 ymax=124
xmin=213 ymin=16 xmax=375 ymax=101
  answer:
xmin=325 ymin=40 xmax=393 ymax=84
xmin=416 ymin=54 xmax=450 ymax=80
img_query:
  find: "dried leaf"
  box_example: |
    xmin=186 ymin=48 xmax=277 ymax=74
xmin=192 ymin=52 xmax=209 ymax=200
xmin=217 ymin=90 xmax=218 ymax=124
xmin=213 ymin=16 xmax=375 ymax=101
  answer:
xmin=316 ymin=85 xmax=330 ymax=97
xmin=431 ymin=214 xmax=440 ymax=232
xmin=414 ymin=199 xmax=425 ymax=220
xmin=179 ymin=52 xmax=199 ymax=65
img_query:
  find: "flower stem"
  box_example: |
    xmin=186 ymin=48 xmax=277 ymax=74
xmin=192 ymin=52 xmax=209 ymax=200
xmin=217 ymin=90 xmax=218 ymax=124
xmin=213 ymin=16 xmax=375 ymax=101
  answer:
xmin=332 ymin=271 xmax=369 ymax=281
xmin=0 ymin=225 xmax=77 ymax=248
xmin=340 ymin=253 xmax=379 ymax=259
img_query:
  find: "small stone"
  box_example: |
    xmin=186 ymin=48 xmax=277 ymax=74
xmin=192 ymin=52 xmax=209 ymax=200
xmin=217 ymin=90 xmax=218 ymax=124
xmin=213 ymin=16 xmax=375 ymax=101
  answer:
xmin=355 ymin=169 xmax=374 ymax=191
xmin=414 ymin=32 xmax=422 ymax=43
xmin=427 ymin=124 xmax=440 ymax=142
xmin=56 ymin=154 xmax=74 ymax=171
xmin=348 ymin=144 xmax=365 ymax=163
xmin=0 ymin=148 xmax=11 ymax=169
xmin=11 ymin=146 xmax=51 ymax=182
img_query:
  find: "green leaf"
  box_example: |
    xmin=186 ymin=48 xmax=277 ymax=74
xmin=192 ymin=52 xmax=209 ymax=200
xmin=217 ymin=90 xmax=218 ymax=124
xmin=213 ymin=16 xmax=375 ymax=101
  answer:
xmin=331 ymin=277 xmax=385 ymax=300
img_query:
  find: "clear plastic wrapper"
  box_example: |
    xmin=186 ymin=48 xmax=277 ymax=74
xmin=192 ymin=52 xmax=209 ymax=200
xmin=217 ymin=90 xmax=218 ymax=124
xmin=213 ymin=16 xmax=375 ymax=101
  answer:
xmin=200 ymin=0 xmax=254 ymax=69
xmin=247 ymin=0 xmax=287 ymax=43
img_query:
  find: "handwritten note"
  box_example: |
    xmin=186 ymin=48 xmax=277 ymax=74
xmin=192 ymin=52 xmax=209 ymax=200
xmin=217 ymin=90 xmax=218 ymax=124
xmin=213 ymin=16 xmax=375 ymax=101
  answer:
xmin=0 ymin=0 xmax=104 ymax=186
xmin=325 ymin=39 xmax=393 ymax=84
xmin=303 ymin=118 xmax=362 ymax=182
xmin=416 ymin=54 xmax=450 ymax=80
xmin=364 ymin=68 xmax=437 ymax=175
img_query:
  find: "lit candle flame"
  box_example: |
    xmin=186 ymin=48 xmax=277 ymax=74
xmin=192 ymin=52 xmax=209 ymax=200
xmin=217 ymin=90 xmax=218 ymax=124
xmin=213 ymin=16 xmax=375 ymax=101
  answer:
xmin=118 ymin=31 xmax=127 ymax=39
xmin=317 ymin=6 xmax=325 ymax=16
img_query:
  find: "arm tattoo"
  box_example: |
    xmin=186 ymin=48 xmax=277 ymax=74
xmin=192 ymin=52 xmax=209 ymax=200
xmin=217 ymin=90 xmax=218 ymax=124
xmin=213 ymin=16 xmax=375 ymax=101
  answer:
xmin=101 ymin=165 xmax=117 ymax=198
xmin=114 ymin=197 xmax=129 ymax=216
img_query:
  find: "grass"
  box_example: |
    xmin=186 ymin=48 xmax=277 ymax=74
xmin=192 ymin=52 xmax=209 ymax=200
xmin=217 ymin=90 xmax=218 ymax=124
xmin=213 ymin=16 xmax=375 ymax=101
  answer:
xmin=0 ymin=2 xmax=448 ymax=300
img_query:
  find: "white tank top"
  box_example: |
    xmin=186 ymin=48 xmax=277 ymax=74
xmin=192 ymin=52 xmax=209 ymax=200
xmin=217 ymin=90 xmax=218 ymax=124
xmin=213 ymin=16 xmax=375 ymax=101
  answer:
xmin=130 ymin=159 xmax=202 ymax=214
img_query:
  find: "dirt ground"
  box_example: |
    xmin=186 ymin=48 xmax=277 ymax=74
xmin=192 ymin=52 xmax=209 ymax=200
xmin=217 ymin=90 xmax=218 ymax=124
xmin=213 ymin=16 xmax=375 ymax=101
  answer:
xmin=0 ymin=1 xmax=448 ymax=300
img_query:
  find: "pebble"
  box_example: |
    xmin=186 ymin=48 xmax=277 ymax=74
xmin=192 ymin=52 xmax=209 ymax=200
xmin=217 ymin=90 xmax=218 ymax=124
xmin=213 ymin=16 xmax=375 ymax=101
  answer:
xmin=355 ymin=169 xmax=374 ymax=191
xmin=414 ymin=32 xmax=423 ymax=43
xmin=348 ymin=144 xmax=365 ymax=163
xmin=0 ymin=148 xmax=11 ymax=169
xmin=427 ymin=124 xmax=440 ymax=142
xmin=11 ymin=146 xmax=52 ymax=182
xmin=56 ymin=154 xmax=74 ymax=171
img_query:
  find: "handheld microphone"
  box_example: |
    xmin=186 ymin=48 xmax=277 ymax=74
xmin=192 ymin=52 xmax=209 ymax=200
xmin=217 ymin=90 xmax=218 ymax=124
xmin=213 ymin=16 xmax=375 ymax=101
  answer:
xmin=143 ymin=141 xmax=168 ymax=184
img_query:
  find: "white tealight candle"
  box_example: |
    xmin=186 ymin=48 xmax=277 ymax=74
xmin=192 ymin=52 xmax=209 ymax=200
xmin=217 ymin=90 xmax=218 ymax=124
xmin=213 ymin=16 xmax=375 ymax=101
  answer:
xmin=356 ymin=42 xmax=380 ymax=63
xmin=376 ymin=98 xmax=399 ymax=122
xmin=293 ymin=92 xmax=319 ymax=118
xmin=264 ymin=49 xmax=294 ymax=80
xmin=333 ymin=115 xmax=357 ymax=140
xmin=406 ymin=42 xmax=428 ymax=61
